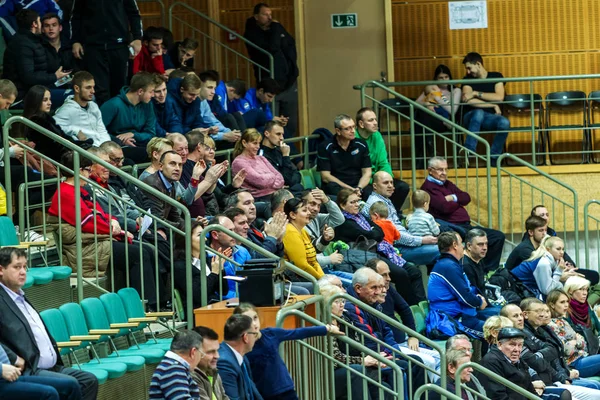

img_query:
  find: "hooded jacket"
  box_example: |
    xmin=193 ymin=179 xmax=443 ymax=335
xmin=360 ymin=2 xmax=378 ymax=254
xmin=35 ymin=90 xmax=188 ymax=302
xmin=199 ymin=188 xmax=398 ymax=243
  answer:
xmin=53 ymin=95 xmax=111 ymax=146
xmin=3 ymin=29 xmax=56 ymax=91
xmin=100 ymin=86 xmax=157 ymax=145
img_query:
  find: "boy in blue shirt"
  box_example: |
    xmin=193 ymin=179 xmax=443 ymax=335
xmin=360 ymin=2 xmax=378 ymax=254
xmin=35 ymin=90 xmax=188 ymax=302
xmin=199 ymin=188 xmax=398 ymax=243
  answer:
xmin=211 ymin=77 xmax=247 ymax=131
xmin=231 ymin=78 xmax=288 ymax=132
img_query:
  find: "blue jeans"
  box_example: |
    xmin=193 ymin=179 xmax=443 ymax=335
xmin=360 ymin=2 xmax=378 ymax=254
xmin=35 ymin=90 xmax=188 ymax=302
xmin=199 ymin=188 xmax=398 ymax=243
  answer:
xmin=0 ymin=375 xmax=81 ymax=400
xmin=570 ymin=354 xmax=600 ymax=378
xmin=395 ymin=244 xmax=440 ymax=265
xmin=462 ymin=109 xmax=510 ymax=155
xmin=572 ymin=377 xmax=600 ymax=390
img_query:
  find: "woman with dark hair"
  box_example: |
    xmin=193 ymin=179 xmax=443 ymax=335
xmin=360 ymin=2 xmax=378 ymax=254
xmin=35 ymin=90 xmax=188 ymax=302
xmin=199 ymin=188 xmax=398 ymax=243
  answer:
xmin=334 ymin=188 xmax=426 ymax=305
xmin=414 ymin=65 xmax=462 ymax=166
xmin=21 ymin=85 xmax=75 ymax=163
xmin=47 ymin=151 xmax=162 ymax=311
xmin=234 ymin=303 xmax=341 ymax=400
xmin=282 ymin=197 xmax=353 ymax=284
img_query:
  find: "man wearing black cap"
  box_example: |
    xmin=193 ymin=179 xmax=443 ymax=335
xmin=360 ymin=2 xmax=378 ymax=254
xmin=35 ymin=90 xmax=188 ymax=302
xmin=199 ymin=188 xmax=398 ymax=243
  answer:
xmin=478 ymin=327 xmax=571 ymax=400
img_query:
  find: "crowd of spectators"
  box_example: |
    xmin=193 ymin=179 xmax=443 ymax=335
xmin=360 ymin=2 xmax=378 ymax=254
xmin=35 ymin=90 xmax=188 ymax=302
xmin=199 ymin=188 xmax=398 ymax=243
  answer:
xmin=3 ymin=1 xmax=600 ymax=399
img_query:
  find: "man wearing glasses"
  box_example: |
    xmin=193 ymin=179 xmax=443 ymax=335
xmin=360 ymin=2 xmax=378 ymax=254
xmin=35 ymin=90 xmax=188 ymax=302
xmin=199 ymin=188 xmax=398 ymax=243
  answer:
xmin=218 ymin=314 xmax=263 ymax=400
xmin=317 ymin=114 xmax=372 ymax=199
xmin=422 ymin=156 xmax=505 ymax=270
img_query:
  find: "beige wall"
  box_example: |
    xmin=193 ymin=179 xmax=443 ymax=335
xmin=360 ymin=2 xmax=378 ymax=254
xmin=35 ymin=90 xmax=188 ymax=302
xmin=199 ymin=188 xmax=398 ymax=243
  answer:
xmin=298 ymin=0 xmax=389 ymax=132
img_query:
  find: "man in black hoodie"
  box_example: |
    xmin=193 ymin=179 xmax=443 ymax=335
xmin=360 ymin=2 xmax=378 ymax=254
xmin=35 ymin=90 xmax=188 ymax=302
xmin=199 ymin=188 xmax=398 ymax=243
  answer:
xmin=244 ymin=3 xmax=298 ymax=137
xmin=70 ymin=0 xmax=143 ymax=104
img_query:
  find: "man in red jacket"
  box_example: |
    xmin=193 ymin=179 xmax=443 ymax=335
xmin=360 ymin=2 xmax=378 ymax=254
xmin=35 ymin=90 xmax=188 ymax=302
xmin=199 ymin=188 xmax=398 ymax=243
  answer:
xmin=132 ymin=27 xmax=165 ymax=77
xmin=421 ymin=156 xmax=505 ymax=270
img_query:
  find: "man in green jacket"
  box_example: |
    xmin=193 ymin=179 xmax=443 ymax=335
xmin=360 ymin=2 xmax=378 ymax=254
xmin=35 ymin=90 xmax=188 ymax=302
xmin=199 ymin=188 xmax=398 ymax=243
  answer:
xmin=192 ymin=326 xmax=230 ymax=400
xmin=356 ymin=107 xmax=410 ymax=213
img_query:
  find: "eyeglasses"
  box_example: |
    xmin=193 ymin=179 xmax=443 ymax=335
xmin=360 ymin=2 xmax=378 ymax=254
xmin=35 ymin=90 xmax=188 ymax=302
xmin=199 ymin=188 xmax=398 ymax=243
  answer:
xmin=203 ymin=145 xmax=216 ymax=152
xmin=109 ymin=156 xmax=124 ymax=164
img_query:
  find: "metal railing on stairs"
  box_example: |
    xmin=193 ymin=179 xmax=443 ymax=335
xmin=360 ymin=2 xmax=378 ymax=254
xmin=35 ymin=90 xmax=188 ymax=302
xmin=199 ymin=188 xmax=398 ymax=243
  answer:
xmin=583 ymin=200 xmax=600 ymax=270
xmin=168 ymin=2 xmax=274 ymax=85
xmin=496 ymin=153 xmax=579 ymax=264
xmin=358 ymin=80 xmax=494 ymax=229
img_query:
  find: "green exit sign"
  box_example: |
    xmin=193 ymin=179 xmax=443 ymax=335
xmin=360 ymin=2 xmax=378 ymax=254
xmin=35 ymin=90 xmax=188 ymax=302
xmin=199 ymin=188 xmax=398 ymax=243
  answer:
xmin=331 ymin=13 xmax=358 ymax=29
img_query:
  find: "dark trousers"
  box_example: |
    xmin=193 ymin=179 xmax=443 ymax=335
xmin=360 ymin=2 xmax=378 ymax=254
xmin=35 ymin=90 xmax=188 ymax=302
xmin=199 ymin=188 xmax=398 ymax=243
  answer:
xmin=111 ymin=240 xmax=162 ymax=307
xmin=264 ymin=389 xmax=298 ymax=400
xmin=385 ymin=260 xmax=426 ymax=306
xmin=275 ymin=81 xmax=298 ymax=137
xmin=0 ymin=374 xmax=81 ymax=400
xmin=438 ymin=220 xmax=505 ymax=271
xmin=241 ymin=108 xmax=268 ymax=131
xmin=217 ymin=112 xmax=247 ymax=132
xmin=32 ymin=366 xmax=98 ymax=400
xmin=84 ymin=46 xmax=129 ymax=105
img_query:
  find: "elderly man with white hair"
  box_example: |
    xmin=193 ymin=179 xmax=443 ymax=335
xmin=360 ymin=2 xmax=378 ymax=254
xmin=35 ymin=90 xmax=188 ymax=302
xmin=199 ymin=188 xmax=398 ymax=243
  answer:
xmin=343 ymin=268 xmax=428 ymax=395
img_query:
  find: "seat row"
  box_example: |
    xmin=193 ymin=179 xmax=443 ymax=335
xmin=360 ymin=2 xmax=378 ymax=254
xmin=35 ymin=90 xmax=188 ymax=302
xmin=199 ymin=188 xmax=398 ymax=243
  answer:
xmin=39 ymin=288 xmax=174 ymax=400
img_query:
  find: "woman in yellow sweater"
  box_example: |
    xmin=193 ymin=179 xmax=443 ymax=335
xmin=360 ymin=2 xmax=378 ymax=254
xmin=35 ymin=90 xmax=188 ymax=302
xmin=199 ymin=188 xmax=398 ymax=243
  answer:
xmin=282 ymin=198 xmax=325 ymax=280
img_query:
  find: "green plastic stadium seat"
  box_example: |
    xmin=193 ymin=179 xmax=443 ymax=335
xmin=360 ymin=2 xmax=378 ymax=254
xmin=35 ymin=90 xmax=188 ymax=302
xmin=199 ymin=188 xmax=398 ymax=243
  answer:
xmin=28 ymin=268 xmax=54 ymax=285
xmin=299 ymin=170 xmax=315 ymax=189
xmin=117 ymin=288 xmax=173 ymax=345
xmin=23 ymin=273 xmax=35 ymax=289
xmin=47 ymin=266 xmax=72 ymax=280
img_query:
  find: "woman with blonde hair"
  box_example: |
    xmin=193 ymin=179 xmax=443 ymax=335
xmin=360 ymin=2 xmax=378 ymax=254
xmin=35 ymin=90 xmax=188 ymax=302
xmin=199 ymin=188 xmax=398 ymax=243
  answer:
xmin=139 ymin=137 xmax=174 ymax=179
xmin=483 ymin=315 xmax=514 ymax=345
xmin=231 ymin=128 xmax=284 ymax=201
xmin=511 ymin=236 xmax=582 ymax=298
xmin=564 ymin=276 xmax=600 ymax=335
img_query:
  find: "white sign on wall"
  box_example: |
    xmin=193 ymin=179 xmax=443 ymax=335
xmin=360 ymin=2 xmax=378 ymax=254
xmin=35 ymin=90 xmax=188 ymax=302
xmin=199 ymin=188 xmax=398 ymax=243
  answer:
xmin=448 ymin=1 xmax=488 ymax=30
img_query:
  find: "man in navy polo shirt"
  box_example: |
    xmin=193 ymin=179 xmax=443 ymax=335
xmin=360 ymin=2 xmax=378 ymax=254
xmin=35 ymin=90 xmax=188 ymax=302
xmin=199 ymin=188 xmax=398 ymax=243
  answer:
xmin=317 ymin=114 xmax=372 ymax=199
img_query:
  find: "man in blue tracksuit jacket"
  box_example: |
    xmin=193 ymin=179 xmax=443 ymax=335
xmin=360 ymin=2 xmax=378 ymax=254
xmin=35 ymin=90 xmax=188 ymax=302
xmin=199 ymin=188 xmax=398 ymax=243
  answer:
xmin=428 ymin=232 xmax=487 ymax=332
xmin=210 ymin=79 xmax=247 ymax=131
xmin=231 ymin=78 xmax=283 ymax=131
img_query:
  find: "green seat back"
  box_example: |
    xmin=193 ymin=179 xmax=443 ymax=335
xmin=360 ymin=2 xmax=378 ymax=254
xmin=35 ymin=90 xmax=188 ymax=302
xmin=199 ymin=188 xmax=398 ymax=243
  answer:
xmin=117 ymin=288 xmax=149 ymax=329
xmin=81 ymin=297 xmax=120 ymax=335
xmin=418 ymin=300 xmax=429 ymax=316
xmin=299 ymin=170 xmax=315 ymax=189
xmin=409 ymin=305 xmax=426 ymax=334
xmin=310 ymin=167 xmax=322 ymax=188
xmin=40 ymin=309 xmax=72 ymax=355
xmin=60 ymin=303 xmax=101 ymax=344
xmin=100 ymin=293 xmax=139 ymax=335
xmin=0 ymin=216 xmax=19 ymax=246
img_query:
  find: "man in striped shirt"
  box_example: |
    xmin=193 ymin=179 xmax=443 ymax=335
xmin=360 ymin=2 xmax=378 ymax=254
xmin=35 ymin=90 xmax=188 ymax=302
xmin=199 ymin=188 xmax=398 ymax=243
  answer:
xmin=149 ymin=330 xmax=202 ymax=400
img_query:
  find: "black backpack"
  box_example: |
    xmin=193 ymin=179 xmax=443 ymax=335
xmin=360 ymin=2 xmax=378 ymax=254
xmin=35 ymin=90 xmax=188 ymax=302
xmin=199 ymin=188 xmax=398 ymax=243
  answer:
xmin=488 ymin=267 xmax=535 ymax=304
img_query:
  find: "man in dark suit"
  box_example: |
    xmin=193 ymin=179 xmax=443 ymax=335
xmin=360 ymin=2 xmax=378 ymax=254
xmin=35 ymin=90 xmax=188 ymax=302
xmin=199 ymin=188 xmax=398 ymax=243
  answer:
xmin=0 ymin=247 xmax=98 ymax=400
xmin=217 ymin=314 xmax=263 ymax=400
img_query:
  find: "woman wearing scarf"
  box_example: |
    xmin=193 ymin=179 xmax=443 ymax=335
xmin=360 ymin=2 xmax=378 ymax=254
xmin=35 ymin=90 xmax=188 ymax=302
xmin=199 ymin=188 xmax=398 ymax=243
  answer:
xmin=564 ymin=276 xmax=600 ymax=335
xmin=333 ymin=188 xmax=426 ymax=305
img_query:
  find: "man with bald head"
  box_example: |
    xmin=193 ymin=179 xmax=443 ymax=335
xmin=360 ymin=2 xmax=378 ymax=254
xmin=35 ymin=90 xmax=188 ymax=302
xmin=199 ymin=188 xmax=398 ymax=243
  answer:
xmin=363 ymin=170 xmax=440 ymax=265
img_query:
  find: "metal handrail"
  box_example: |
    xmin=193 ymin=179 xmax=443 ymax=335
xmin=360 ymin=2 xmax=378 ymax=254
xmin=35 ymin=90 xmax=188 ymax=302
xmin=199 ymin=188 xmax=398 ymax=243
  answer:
xmin=138 ymin=0 xmax=166 ymax=26
xmin=415 ymin=384 xmax=462 ymax=400
xmin=2 ymin=116 xmax=192 ymax=327
xmin=326 ymin=292 xmax=446 ymax=395
xmin=455 ymin=362 xmax=541 ymax=400
xmin=168 ymin=1 xmax=274 ymax=80
xmin=360 ymin=80 xmax=493 ymax=228
xmin=276 ymin=308 xmax=404 ymax=400
xmin=496 ymin=153 xmax=579 ymax=265
xmin=584 ymin=199 xmax=600 ymax=269
xmin=355 ymin=73 xmax=600 ymax=89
